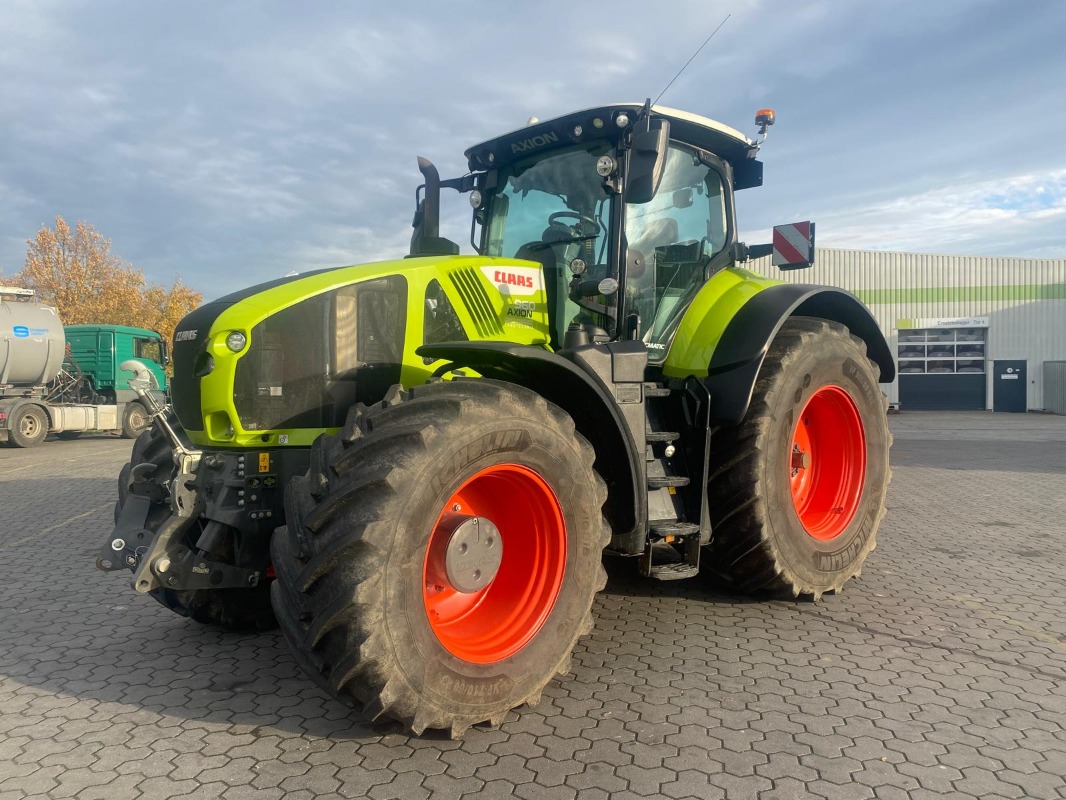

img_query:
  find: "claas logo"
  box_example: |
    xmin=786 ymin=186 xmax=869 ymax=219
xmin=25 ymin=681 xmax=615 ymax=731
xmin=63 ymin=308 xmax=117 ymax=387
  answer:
xmin=480 ymin=265 xmax=542 ymax=297
xmin=493 ymin=270 xmax=534 ymax=288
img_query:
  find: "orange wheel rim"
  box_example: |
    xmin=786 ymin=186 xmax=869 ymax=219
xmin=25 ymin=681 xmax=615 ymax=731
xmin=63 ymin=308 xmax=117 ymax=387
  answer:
xmin=789 ymin=386 xmax=867 ymax=541
xmin=422 ymin=464 xmax=566 ymax=664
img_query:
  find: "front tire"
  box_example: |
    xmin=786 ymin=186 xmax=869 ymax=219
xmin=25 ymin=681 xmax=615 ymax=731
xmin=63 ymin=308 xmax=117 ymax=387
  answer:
xmin=704 ymin=317 xmax=891 ymax=598
xmin=271 ymin=380 xmax=610 ymax=736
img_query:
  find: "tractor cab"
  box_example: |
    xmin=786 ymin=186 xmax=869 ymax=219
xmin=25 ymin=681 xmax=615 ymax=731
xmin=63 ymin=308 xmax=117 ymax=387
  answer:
xmin=412 ymin=102 xmax=769 ymax=357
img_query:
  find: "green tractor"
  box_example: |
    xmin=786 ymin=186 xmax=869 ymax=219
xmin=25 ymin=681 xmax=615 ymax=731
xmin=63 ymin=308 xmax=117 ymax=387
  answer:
xmin=98 ymin=102 xmax=893 ymax=736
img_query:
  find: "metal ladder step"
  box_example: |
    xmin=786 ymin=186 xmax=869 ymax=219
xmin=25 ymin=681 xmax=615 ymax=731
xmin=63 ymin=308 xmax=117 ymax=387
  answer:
xmin=648 ymin=475 xmax=690 ymax=489
xmin=649 ymin=520 xmax=701 ymax=537
xmin=648 ymin=561 xmax=699 ymax=580
xmin=644 ymin=383 xmax=671 ymax=398
xmin=641 ymin=541 xmax=700 ymax=581
xmin=646 ymin=430 xmax=678 ymax=443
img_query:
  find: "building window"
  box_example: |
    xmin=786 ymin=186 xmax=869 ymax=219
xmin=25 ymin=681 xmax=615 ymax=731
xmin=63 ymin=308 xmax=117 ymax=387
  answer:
xmin=898 ymin=327 xmax=986 ymax=374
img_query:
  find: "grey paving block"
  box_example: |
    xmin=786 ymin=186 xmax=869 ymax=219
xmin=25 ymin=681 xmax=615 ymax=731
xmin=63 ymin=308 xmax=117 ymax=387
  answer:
xmin=0 ymin=414 xmax=1065 ymax=799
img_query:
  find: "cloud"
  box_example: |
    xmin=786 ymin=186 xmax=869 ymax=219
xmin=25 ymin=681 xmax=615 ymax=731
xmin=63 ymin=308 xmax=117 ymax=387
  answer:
xmin=738 ymin=167 xmax=1066 ymax=258
xmin=822 ymin=168 xmax=1065 ymax=253
xmin=1 ymin=0 xmax=1064 ymax=298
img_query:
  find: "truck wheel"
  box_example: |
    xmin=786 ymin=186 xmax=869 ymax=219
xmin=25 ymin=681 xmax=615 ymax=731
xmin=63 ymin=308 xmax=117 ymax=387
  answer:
xmin=10 ymin=405 xmax=48 ymax=448
xmin=115 ymin=425 xmax=276 ymax=632
xmin=271 ymin=380 xmax=610 ymax=736
xmin=121 ymin=401 xmax=150 ymax=439
xmin=704 ymin=317 xmax=891 ymax=599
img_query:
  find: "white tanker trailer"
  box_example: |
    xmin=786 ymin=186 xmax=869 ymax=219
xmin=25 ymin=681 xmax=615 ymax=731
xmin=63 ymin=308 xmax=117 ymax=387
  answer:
xmin=0 ymin=287 xmax=167 ymax=447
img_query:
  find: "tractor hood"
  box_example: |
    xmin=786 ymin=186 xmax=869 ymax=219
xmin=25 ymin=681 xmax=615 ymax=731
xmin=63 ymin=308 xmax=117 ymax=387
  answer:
xmin=170 ymin=256 xmax=552 ymax=447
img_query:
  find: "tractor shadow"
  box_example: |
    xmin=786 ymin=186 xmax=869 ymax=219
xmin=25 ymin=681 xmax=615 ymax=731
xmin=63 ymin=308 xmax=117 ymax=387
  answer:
xmin=0 ymin=475 xmax=769 ymax=744
xmin=599 ymin=551 xmax=768 ymax=604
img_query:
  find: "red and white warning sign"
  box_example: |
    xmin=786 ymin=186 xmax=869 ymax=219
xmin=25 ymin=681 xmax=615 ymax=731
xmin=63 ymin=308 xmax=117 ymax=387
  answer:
xmin=772 ymin=221 xmax=815 ymax=268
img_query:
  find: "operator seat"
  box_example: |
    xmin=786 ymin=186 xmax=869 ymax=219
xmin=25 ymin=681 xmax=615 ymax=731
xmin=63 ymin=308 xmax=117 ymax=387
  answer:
xmin=627 ymin=217 xmax=679 ymax=279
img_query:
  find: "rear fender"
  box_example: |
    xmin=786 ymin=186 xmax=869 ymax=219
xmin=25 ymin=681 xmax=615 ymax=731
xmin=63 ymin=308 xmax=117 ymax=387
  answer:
xmin=417 ymin=341 xmax=645 ymax=547
xmin=698 ymin=284 xmax=895 ymax=424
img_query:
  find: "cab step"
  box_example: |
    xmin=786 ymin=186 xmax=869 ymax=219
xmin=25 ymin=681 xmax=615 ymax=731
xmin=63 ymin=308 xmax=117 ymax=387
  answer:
xmin=647 ymin=475 xmax=690 ymax=489
xmin=649 ymin=520 xmax=701 ymax=537
xmin=648 ymin=562 xmax=700 ymax=581
xmin=639 ymin=541 xmax=700 ymax=581
xmin=646 ymin=430 xmax=678 ymax=443
xmin=644 ymin=383 xmax=671 ymax=398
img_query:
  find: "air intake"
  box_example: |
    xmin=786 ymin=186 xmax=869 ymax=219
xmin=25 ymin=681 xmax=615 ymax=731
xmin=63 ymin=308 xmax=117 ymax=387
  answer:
xmin=449 ymin=268 xmax=503 ymax=338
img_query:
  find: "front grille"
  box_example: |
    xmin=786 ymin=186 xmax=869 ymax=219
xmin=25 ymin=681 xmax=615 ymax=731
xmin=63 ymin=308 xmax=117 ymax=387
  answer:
xmin=171 ymin=301 xmax=229 ymax=431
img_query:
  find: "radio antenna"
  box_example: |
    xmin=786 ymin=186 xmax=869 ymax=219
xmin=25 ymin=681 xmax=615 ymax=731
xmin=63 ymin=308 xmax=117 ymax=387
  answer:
xmin=652 ymin=14 xmax=731 ymax=107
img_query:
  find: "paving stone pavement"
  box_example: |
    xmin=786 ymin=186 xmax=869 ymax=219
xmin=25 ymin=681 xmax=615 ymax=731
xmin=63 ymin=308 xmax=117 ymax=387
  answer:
xmin=0 ymin=413 xmax=1064 ymax=800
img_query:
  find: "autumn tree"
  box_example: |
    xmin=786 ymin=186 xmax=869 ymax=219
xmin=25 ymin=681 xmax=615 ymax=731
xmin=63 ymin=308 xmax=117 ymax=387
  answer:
xmin=16 ymin=216 xmax=202 ymax=353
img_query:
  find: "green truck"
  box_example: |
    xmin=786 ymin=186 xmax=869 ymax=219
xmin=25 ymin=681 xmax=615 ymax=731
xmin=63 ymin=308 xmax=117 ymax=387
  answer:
xmin=64 ymin=324 xmax=168 ymax=435
xmin=100 ymin=102 xmax=893 ymax=736
xmin=0 ymin=293 xmax=167 ymax=446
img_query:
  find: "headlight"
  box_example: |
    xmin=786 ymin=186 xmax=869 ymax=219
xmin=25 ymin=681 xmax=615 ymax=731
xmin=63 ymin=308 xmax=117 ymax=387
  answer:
xmin=226 ymin=331 xmax=247 ymax=352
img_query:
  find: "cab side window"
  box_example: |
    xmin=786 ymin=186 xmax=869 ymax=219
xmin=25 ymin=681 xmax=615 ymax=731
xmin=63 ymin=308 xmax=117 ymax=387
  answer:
xmin=136 ymin=338 xmax=163 ymax=363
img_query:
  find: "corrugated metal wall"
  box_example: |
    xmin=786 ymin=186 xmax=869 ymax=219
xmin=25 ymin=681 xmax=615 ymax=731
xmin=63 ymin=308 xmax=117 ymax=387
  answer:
xmin=1045 ymin=362 xmax=1066 ymax=415
xmin=750 ymin=248 xmax=1066 ymax=410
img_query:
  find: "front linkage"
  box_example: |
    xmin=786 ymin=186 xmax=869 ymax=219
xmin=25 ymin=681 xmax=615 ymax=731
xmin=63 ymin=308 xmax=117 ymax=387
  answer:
xmin=96 ymin=359 xmax=264 ymax=595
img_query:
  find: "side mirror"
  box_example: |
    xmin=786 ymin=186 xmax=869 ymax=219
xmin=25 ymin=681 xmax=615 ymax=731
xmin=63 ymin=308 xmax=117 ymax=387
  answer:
xmin=772 ymin=221 xmax=816 ymax=270
xmin=626 ymin=117 xmax=670 ymax=205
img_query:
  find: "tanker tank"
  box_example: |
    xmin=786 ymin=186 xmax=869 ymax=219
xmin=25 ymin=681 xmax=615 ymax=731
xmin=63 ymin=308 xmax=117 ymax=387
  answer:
xmin=0 ymin=298 xmax=65 ymax=387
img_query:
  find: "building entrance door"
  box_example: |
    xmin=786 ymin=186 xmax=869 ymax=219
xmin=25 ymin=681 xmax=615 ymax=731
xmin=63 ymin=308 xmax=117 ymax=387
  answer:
xmin=993 ymin=360 xmax=1027 ymax=412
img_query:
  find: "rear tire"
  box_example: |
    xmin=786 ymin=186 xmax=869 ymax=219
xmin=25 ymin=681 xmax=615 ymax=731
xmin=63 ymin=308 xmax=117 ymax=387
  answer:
xmin=271 ymin=380 xmax=610 ymax=736
xmin=121 ymin=401 xmax=150 ymax=439
xmin=115 ymin=424 xmax=276 ymax=632
xmin=10 ymin=405 xmax=48 ymax=448
xmin=704 ymin=317 xmax=891 ymax=599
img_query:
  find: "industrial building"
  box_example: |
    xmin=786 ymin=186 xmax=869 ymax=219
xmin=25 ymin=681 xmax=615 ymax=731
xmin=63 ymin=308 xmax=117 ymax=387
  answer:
xmin=753 ymin=248 xmax=1066 ymax=412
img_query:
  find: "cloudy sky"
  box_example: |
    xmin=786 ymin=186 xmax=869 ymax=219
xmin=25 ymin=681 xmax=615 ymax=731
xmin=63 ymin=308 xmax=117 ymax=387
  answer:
xmin=1 ymin=0 xmax=1064 ymax=299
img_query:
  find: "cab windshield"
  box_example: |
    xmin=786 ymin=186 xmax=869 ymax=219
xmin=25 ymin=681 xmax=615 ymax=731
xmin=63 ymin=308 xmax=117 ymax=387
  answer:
xmin=484 ymin=144 xmax=614 ymax=344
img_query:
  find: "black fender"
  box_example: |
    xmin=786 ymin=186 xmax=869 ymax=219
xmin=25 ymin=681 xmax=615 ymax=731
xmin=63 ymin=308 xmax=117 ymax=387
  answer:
xmin=417 ymin=341 xmax=645 ymax=546
xmin=706 ymin=284 xmax=895 ymax=425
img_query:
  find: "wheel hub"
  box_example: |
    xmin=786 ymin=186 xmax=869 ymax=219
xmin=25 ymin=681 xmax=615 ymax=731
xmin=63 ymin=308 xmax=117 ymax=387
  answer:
xmin=442 ymin=516 xmax=503 ymax=593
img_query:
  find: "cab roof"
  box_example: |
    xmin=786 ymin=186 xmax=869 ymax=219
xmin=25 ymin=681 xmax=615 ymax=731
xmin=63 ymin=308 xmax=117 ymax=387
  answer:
xmin=466 ymin=103 xmax=758 ymax=170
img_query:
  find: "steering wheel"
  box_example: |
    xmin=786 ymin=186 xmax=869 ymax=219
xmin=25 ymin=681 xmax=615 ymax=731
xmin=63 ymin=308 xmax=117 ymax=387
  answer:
xmin=548 ymin=211 xmax=603 ymax=236
xmin=524 ymin=211 xmax=603 ymax=253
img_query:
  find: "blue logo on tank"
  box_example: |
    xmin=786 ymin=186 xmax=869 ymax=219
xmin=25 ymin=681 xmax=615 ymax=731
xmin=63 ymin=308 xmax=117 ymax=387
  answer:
xmin=13 ymin=326 xmax=29 ymax=337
